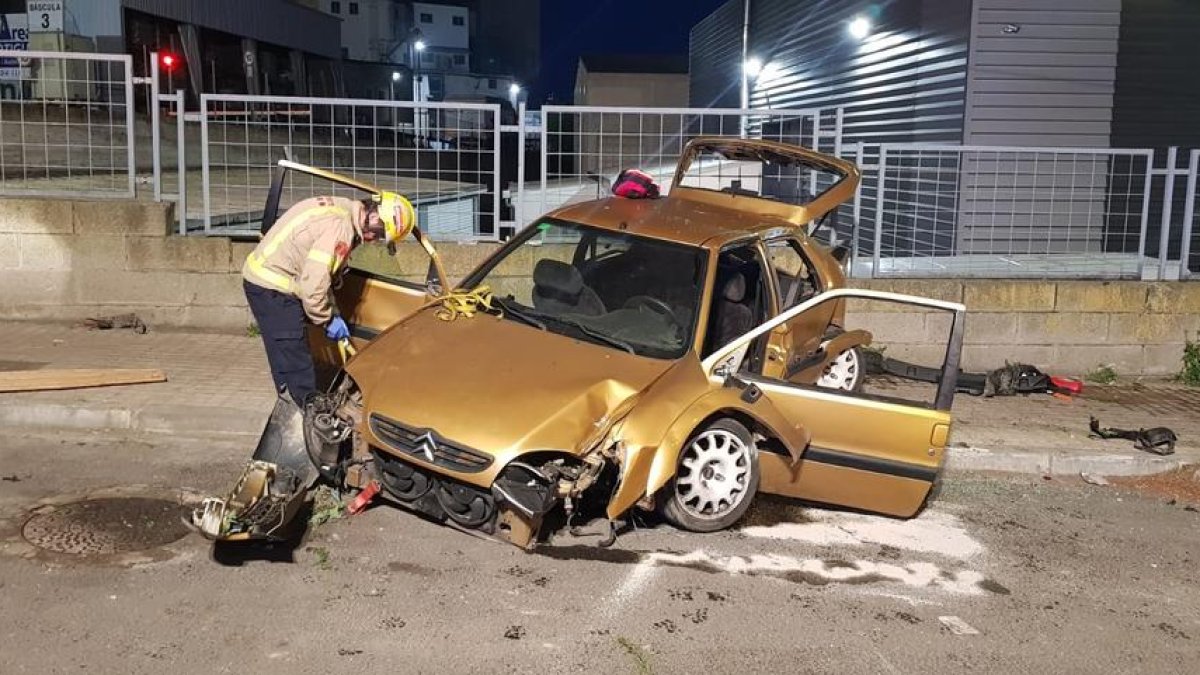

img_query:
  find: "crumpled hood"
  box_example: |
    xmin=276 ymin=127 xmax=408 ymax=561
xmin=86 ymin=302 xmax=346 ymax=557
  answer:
xmin=347 ymin=310 xmax=673 ymax=461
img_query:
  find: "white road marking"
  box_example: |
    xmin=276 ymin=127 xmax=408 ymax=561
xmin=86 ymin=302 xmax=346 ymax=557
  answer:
xmin=739 ymin=509 xmax=984 ymax=560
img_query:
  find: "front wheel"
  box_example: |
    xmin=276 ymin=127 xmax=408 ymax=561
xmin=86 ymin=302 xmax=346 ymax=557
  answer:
xmin=659 ymin=419 xmax=760 ymax=532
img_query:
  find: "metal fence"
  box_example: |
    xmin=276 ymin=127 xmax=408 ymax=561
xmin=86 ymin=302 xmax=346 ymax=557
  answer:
xmin=0 ymin=50 xmax=135 ymax=198
xmin=529 ymin=105 xmax=842 ymax=222
xmin=198 ymin=94 xmax=501 ymax=239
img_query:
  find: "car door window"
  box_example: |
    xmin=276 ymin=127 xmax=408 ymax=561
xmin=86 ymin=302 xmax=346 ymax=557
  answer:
xmin=766 ymin=238 xmax=819 ymax=310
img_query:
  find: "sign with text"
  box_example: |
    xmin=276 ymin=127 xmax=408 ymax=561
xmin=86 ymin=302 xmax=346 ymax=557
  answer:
xmin=26 ymin=0 xmax=63 ymax=33
xmin=0 ymin=13 xmax=30 ymax=82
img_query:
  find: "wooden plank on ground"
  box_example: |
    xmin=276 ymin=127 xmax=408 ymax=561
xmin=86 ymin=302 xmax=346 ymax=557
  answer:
xmin=0 ymin=369 xmax=168 ymax=393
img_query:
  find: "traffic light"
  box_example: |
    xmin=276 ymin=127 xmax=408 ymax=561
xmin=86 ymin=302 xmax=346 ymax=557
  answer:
xmin=160 ymin=52 xmax=180 ymax=72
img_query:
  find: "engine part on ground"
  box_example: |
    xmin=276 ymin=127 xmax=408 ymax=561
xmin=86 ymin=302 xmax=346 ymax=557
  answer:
xmin=865 ymin=354 xmax=1059 ymax=398
xmin=190 ymin=394 xmax=317 ymax=541
xmin=81 ymin=313 xmax=148 ymax=334
xmin=1089 ymin=417 xmax=1178 ymax=456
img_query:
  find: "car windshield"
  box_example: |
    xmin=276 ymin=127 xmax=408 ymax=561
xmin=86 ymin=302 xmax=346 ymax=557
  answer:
xmin=466 ymin=219 xmax=707 ymax=359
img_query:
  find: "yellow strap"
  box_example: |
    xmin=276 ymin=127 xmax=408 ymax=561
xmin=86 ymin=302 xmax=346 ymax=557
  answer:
xmin=337 ymin=338 xmax=357 ymax=364
xmin=433 ymin=285 xmax=496 ymax=321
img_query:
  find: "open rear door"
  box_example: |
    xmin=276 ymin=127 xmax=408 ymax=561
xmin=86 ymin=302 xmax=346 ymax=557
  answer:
xmin=703 ymin=288 xmax=965 ymax=518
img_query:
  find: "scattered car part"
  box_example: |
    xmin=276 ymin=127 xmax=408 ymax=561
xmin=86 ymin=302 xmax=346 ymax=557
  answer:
xmin=81 ymin=313 xmax=148 ymax=333
xmin=1089 ymin=417 xmax=1178 ymax=456
xmin=0 ymin=368 xmax=166 ymax=393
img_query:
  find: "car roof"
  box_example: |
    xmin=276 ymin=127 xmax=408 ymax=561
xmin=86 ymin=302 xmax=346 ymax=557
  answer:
xmin=546 ymin=193 xmax=806 ymax=249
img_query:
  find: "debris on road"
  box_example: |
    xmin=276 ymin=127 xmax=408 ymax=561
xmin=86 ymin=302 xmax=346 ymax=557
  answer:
xmin=1081 ymin=472 xmax=1111 ymax=487
xmin=81 ymin=313 xmax=148 ymax=334
xmin=0 ymin=368 xmax=167 ymax=393
xmin=1089 ymin=416 xmax=1178 ymax=455
xmin=938 ymin=615 xmax=980 ymax=635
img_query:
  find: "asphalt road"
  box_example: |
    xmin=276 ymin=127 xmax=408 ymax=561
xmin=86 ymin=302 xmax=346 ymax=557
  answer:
xmin=0 ymin=428 xmax=1196 ymax=674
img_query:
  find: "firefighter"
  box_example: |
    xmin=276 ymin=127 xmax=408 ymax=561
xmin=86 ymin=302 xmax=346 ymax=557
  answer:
xmin=242 ymin=192 xmax=415 ymax=405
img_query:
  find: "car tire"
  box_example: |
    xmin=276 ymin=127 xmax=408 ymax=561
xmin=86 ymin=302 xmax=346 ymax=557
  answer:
xmin=660 ymin=418 xmax=760 ymax=533
xmin=817 ymin=345 xmax=864 ymax=392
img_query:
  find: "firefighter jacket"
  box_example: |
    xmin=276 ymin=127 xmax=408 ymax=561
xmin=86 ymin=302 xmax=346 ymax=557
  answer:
xmin=242 ymin=196 xmax=364 ymax=325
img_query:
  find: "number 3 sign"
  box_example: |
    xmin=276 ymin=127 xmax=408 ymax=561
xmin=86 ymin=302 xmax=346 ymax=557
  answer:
xmin=26 ymin=1 xmax=63 ymax=33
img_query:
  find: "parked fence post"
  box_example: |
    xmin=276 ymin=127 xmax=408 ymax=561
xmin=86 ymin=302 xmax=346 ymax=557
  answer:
xmin=872 ymin=146 xmax=888 ymax=279
xmin=176 ymin=89 xmax=187 ymax=235
xmin=1158 ymin=146 xmax=1178 ymax=280
xmin=515 ymin=101 xmax=526 ymax=231
xmin=199 ymin=94 xmax=211 ymax=234
xmin=124 ymin=54 xmax=137 ymax=198
xmin=1182 ymin=149 xmax=1199 ymax=280
xmin=1136 ymin=153 xmax=1155 ymax=278
xmin=850 ymin=142 xmax=864 ymax=277
xmin=150 ymin=52 xmax=162 ymax=202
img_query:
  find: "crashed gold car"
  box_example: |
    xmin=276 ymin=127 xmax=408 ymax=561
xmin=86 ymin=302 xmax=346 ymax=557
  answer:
xmin=195 ymin=138 xmax=966 ymax=549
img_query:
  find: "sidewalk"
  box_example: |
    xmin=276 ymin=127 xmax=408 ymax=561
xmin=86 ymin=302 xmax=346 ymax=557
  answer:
xmin=0 ymin=321 xmax=1195 ymax=476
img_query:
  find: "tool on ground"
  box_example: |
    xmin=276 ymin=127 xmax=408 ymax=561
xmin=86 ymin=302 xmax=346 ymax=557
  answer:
xmin=1088 ymin=416 xmax=1178 ymax=456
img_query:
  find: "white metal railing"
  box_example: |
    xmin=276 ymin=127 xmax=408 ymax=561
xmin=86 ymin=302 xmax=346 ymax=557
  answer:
xmin=845 ymin=143 xmax=1182 ymax=280
xmin=531 ymin=105 xmax=842 ymax=220
xmin=198 ymin=93 xmax=502 ymax=240
xmin=0 ymin=50 xmax=135 ymax=198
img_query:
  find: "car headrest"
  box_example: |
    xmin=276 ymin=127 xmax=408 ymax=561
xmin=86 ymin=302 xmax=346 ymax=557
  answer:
xmin=722 ymin=273 xmax=747 ymax=303
xmin=533 ymin=259 xmax=584 ymax=297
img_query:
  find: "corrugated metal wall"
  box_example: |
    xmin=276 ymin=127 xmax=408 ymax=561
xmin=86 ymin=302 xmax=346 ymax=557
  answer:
xmin=1110 ymin=0 xmax=1200 ymax=269
xmin=122 ymin=0 xmax=342 ymax=58
xmin=688 ymin=0 xmax=742 ymax=109
xmin=745 ymin=0 xmax=972 ymax=145
xmin=963 ymin=0 xmax=1120 ymax=147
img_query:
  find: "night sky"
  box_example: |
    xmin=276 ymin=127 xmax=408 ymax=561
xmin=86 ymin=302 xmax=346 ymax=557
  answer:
xmin=537 ymin=0 xmax=731 ymax=105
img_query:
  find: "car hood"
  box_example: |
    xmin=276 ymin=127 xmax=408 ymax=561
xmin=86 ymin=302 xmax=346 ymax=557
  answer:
xmin=347 ymin=310 xmax=674 ymax=465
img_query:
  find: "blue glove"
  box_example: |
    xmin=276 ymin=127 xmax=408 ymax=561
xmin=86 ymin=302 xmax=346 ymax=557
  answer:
xmin=325 ymin=316 xmax=350 ymax=341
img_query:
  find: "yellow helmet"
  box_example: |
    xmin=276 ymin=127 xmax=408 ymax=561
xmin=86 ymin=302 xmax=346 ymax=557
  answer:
xmin=374 ymin=191 xmax=416 ymax=243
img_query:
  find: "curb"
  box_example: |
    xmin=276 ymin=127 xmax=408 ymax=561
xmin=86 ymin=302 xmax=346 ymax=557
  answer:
xmin=0 ymin=402 xmax=1189 ymax=478
xmin=945 ymin=445 xmax=1188 ymax=477
xmin=0 ymin=401 xmax=266 ymax=437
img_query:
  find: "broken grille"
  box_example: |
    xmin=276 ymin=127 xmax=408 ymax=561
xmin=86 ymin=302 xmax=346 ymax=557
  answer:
xmin=369 ymin=414 xmax=493 ymax=473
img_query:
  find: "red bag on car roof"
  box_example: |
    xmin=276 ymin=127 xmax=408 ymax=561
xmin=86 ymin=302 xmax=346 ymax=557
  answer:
xmin=612 ymin=168 xmax=660 ymax=199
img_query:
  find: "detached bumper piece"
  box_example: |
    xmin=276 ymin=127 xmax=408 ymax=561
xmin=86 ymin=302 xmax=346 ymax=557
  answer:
xmin=191 ymin=395 xmax=318 ymax=541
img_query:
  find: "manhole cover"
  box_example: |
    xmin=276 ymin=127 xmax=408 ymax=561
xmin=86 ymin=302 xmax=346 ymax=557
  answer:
xmin=22 ymin=498 xmax=190 ymax=555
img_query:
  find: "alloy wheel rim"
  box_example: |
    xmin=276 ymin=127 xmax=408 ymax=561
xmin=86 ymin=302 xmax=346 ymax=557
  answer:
xmin=818 ymin=348 xmax=859 ymax=391
xmin=675 ymin=429 xmax=751 ymax=519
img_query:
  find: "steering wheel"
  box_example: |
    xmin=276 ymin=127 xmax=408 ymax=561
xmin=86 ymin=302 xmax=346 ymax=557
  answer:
xmin=623 ymin=295 xmax=681 ymax=326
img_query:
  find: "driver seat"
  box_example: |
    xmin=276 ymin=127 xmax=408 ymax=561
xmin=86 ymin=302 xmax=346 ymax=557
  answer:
xmin=710 ymin=272 xmax=754 ymax=351
xmin=531 ymin=259 xmax=605 ymax=316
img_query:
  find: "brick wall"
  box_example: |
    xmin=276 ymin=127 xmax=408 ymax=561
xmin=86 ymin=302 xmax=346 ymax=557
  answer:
xmin=2 ymin=196 xmax=1197 ymax=376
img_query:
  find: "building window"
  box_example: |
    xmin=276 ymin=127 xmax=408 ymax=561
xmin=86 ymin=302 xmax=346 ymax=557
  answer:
xmin=330 ymin=1 xmax=340 ymax=14
xmin=453 ymin=54 xmax=465 ymax=65
xmin=349 ymin=2 xmax=358 ymax=15
xmin=487 ymin=78 xmax=496 ymax=89
xmin=420 ymin=12 xmax=433 ymax=23
xmin=452 ymin=15 xmax=464 ymax=26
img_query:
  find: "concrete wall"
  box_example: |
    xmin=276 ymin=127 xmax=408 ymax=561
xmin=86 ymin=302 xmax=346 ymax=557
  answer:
xmin=2 ymin=195 xmax=1198 ymax=376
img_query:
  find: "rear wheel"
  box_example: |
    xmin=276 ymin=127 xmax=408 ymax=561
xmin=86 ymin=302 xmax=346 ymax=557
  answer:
xmin=818 ymin=345 xmax=864 ymax=392
xmin=660 ymin=419 xmax=759 ymax=532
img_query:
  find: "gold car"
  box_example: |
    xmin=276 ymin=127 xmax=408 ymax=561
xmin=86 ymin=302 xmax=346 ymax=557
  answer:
xmin=187 ymin=139 xmax=964 ymax=548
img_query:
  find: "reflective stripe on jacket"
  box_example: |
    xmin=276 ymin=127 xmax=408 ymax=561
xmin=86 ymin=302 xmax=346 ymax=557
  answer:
xmin=242 ymin=196 xmax=362 ymax=324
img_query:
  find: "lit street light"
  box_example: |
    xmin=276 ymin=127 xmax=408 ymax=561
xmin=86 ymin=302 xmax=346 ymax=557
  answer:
xmin=848 ymin=16 xmax=871 ymax=39
xmin=414 ymin=40 xmax=426 ymax=52
xmin=390 ymin=71 xmax=401 ymax=100
xmin=509 ymin=82 xmax=521 ymax=97
xmin=743 ymin=57 xmax=763 ymax=79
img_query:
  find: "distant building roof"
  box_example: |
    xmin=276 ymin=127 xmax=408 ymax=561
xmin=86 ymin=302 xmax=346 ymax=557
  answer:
xmin=580 ymin=54 xmax=689 ymax=75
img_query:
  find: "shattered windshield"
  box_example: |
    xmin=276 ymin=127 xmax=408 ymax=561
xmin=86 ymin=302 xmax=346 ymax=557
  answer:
xmin=466 ymin=219 xmax=707 ymax=359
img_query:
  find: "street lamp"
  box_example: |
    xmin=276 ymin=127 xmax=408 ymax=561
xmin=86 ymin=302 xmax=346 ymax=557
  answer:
xmin=390 ymin=70 xmax=401 ymax=100
xmin=414 ymin=39 xmax=426 ymax=52
xmin=508 ymin=82 xmax=521 ymax=97
xmin=743 ymin=57 xmax=763 ymax=79
xmin=848 ymin=16 xmax=871 ymax=39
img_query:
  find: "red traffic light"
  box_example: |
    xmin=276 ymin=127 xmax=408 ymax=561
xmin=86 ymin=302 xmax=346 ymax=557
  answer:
xmin=160 ymin=52 xmax=180 ymax=71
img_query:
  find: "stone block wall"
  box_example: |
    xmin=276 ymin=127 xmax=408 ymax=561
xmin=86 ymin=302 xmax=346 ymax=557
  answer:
xmin=2 ymin=196 xmax=1197 ymax=376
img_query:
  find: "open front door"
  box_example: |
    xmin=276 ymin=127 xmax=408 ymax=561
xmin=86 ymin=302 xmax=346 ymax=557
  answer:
xmin=703 ymin=289 xmax=965 ymax=518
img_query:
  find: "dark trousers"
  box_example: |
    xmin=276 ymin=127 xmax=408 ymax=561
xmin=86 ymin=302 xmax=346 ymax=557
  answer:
xmin=244 ymin=280 xmax=316 ymax=406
